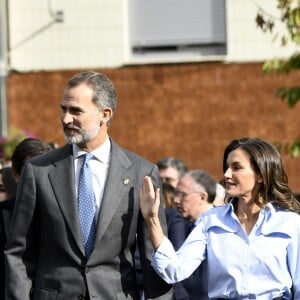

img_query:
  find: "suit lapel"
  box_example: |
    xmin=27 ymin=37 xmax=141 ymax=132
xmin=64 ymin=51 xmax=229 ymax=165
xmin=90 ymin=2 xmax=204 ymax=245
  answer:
xmin=47 ymin=142 xmax=134 ymax=257
xmin=94 ymin=141 xmax=132 ymax=244
xmin=48 ymin=145 xmax=84 ymax=255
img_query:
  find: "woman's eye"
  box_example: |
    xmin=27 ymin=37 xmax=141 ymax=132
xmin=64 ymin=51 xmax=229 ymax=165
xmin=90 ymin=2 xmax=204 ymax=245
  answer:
xmin=233 ymin=165 xmax=242 ymax=170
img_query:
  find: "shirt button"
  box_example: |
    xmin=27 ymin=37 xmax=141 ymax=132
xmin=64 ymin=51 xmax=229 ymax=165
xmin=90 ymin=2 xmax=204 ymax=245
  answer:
xmin=77 ymin=295 xmax=84 ymax=300
xmin=85 ymin=267 xmax=90 ymax=273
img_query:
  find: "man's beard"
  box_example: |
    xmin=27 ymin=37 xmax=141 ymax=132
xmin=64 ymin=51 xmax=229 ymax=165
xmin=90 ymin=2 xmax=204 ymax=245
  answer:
xmin=63 ymin=126 xmax=98 ymax=145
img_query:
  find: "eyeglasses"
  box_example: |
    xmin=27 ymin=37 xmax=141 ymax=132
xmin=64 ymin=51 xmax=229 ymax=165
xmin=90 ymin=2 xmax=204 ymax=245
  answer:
xmin=174 ymin=190 xmax=199 ymax=199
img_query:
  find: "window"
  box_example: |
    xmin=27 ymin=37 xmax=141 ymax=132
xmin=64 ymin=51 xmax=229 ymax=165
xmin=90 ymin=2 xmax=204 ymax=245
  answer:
xmin=127 ymin=0 xmax=227 ymax=63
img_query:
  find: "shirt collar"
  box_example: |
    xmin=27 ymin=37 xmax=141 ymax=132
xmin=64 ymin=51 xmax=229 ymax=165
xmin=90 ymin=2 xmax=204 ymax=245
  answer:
xmin=73 ymin=136 xmax=111 ymax=164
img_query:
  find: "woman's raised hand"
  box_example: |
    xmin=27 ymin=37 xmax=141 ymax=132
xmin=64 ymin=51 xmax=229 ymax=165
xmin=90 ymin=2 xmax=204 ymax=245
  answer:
xmin=139 ymin=176 xmax=164 ymax=249
xmin=139 ymin=176 xmax=161 ymax=220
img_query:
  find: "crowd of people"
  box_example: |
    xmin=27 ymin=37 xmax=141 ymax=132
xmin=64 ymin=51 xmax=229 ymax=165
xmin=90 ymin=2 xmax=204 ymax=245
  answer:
xmin=0 ymin=71 xmax=299 ymax=300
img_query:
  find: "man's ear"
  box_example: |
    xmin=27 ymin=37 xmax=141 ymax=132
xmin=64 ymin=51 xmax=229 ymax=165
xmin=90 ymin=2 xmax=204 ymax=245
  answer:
xmin=200 ymin=191 xmax=208 ymax=201
xmin=12 ymin=168 xmax=20 ymax=183
xmin=101 ymin=107 xmax=113 ymax=124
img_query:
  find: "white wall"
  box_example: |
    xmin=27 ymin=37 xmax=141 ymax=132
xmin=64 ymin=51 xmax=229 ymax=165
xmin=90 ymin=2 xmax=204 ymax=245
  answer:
xmin=8 ymin=0 xmax=125 ymax=71
xmin=7 ymin=0 xmax=297 ymax=72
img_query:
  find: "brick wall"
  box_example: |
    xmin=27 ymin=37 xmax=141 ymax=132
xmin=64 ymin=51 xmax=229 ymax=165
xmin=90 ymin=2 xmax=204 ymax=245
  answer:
xmin=7 ymin=62 xmax=300 ymax=192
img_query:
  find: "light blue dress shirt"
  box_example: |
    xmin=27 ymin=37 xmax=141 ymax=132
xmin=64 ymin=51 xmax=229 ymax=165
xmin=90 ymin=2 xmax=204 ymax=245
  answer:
xmin=152 ymin=201 xmax=300 ymax=299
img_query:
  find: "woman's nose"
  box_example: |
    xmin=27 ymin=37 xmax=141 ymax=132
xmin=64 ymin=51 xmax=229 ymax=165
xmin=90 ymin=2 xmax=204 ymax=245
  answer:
xmin=224 ymin=168 xmax=231 ymax=178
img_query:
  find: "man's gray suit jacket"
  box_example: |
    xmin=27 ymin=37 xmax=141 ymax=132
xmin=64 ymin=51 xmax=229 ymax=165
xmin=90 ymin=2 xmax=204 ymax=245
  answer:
xmin=5 ymin=139 xmax=172 ymax=300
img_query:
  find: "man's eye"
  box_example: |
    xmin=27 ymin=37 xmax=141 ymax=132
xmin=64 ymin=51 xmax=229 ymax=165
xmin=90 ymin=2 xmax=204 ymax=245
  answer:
xmin=70 ymin=109 xmax=82 ymax=115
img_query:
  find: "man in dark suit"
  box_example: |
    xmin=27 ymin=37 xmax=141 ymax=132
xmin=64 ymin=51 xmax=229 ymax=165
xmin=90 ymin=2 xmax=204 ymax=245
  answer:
xmin=5 ymin=71 xmax=172 ymax=300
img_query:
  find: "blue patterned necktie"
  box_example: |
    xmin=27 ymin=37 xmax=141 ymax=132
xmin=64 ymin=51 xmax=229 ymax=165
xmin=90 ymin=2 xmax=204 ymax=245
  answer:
xmin=78 ymin=153 xmax=96 ymax=257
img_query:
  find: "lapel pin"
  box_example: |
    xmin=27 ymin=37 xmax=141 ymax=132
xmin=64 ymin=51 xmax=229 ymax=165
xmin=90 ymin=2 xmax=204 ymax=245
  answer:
xmin=123 ymin=179 xmax=130 ymax=185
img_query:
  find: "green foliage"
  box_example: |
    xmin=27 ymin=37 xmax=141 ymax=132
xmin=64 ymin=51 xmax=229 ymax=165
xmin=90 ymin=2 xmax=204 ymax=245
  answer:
xmin=289 ymin=141 xmax=300 ymax=157
xmin=262 ymin=54 xmax=300 ymax=74
xmin=0 ymin=127 xmax=34 ymax=161
xmin=274 ymin=140 xmax=300 ymax=158
xmin=262 ymin=54 xmax=300 ymax=107
xmin=276 ymin=86 xmax=300 ymax=107
xmin=255 ymin=1 xmax=300 ymax=157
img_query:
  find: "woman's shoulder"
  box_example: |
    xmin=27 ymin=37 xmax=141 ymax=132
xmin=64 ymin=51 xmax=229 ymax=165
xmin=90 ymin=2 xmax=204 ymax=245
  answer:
xmin=260 ymin=204 xmax=300 ymax=236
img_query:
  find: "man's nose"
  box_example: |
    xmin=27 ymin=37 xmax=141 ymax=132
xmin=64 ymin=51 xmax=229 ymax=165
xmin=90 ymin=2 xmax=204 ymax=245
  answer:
xmin=173 ymin=195 xmax=180 ymax=204
xmin=61 ymin=111 xmax=73 ymax=124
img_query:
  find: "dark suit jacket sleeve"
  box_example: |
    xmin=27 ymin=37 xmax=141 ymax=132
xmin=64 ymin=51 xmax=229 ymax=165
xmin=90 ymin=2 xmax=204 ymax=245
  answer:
xmin=4 ymin=162 xmax=38 ymax=299
xmin=165 ymin=208 xmax=187 ymax=251
xmin=137 ymin=164 xmax=173 ymax=300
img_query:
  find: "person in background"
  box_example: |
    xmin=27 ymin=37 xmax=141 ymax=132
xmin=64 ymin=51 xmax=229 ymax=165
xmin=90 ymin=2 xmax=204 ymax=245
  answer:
xmin=172 ymin=170 xmax=217 ymax=300
xmin=0 ymin=167 xmax=17 ymax=300
xmin=173 ymin=170 xmax=217 ymax=226
xmin=0 ymin=168 xmax=17 ymax=202
xmin=140 ymin=137 xmax=300 ymax=299
xmin=5 ymin=71 xmax=172 ymax=300
xmin=162 ymin=183 xmax=190 ymax=300
xmin=163 ymin=183 xmax=188 ymax=252
xmin=11 ymin=137 xmax=54 ymax=182
xmin=0 ymin=138 xmax=52 ymax=300
xmin=156 ymin=157 xmax=188 ymax=188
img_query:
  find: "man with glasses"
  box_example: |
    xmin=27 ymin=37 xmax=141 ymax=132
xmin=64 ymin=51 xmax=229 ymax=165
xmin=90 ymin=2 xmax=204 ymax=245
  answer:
xmin=173 ymin=170 xmax=217 ymax=224
xmin=173 ymin=170 xmax=217 ymax=300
